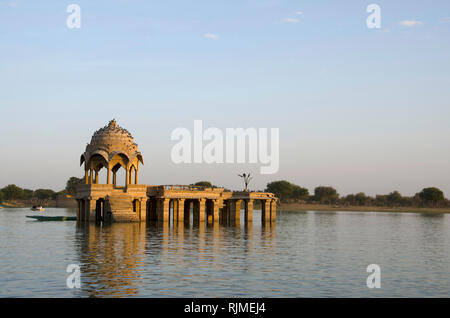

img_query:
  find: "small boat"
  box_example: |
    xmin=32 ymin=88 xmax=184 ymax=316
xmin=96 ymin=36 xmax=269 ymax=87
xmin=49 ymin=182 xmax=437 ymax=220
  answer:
xmin=31 ymin=206 xmax=45 ymax=212
xmin=26 ymin=215 xmax=77 ymax=221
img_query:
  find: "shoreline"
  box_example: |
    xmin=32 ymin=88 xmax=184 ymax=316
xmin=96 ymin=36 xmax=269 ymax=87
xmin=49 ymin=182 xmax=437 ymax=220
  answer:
xmin=3 ymin=201 xmax=450 ymax=214
xmin=279 ymin=203 xmax=450 ymax=214
xmin=0 ymin=201 xmax=57 ymax=208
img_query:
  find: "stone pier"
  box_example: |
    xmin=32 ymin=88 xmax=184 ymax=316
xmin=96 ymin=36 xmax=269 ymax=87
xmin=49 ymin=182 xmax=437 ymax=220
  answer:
xmin=76 ymin=120 xmax=278 ymax=225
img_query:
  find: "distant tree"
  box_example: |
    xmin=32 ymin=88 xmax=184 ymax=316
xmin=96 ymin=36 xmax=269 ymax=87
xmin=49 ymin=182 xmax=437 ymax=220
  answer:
xmin=193 ymin=181 xmax=213 ymax=188
xmin=344 ymin=194 xmax=355 ymax=206
xmin=0 ymin=191 xmax=3 ymax=203
xmin=399 ymin=196 xmax=414 ymax=207
xmin=1 ymin=184 xmax=24 ymax=200
xmin=34 ymin=189 xmax=56 ymax=200
xmin=56 ymin=189 xmax=68 ymax=196
xmin=65 ymin=177 xmax=84 ymax=195
xmin=314 ymin=186 xmax=339 ymax=204
xmin=374 ymin=195 xmax=387 ymax=207
xmin=387 ymin=191 xmax=402 ymax=207
xmin=418 ymin=187 xmax=445 ymax=207
xmin=266 ymin=181 xmax=294 ymax=203
xmin=292 ymin=185 xmax=309 ymax=202
xmin=23 ymin=189 xmax=34 ymax=200
xmin=354 ymin=192 xmax=369 ymax=206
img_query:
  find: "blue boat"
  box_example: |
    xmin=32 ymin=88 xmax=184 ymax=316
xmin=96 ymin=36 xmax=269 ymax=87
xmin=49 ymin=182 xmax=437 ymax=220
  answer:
xmin=26 ymin=215 xmax=77 ymax=221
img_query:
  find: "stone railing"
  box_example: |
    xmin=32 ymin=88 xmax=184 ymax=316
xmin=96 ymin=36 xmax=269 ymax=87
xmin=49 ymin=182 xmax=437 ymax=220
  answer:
xmin=160 ymin=185 xmax=224 ymax=192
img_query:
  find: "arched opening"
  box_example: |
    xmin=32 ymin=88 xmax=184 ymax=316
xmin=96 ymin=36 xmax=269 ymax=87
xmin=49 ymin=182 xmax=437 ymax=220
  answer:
xmin=95 ymin=198 xmax=105 ymax=223
xmin=112 ymin=163 xmax=126 ymax=188
xmin=147 ymin=198 xmax=158 ymax=221
xmin=206 ymin=199 xmax=214 ymax=223
xmin=87 ymin=154 xmax=108 ymax=185
xmin=132 ymin=199 xmax=140 ymax=213
xmin=109 ymin=153 xmax=129 ymax=187
xmin=81 ymin=200 xmax=86 ymax=221
xmin=93 ymin=163 xmax=109 ymax=185
xmin=184 ymin=199 xmax=192 ymax=225
xmin=169 ymin=199 xmax=173 ymax=224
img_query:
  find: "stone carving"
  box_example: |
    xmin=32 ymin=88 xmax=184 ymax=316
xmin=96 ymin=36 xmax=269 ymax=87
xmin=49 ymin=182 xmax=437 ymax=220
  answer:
xmin=238 ymin=173 xmax=253 ymax=192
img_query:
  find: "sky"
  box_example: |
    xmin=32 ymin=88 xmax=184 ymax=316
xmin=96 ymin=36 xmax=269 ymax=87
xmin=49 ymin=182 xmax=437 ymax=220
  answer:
xmin=1 ymin=0 xmax=450 ymax=197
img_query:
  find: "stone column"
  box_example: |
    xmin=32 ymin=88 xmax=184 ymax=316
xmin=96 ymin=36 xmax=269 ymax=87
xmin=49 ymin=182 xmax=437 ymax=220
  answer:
xmin=157 ymin=198 xmax=170 ymax=222
xmin=125 ymin=168 xmax=129 ymax=186
xmin=130 ymin=167 xmax=134 ymax=184
xmin=213 ymin=199 xmax=220 ymax=223
xmin=140 ymin=198 xmax=147 ymax=222
xmin=234 ymin=200 xmax=242 ymax=224
xmin=84 ymin=169 xmax=88 ymax=184
xmin=245 ymin=199 xmax=254 ymax=222
xmin=172 ymin=199 xmax=178 ymax=223
xmin=135 ymin=167 xmax=138 ymax=185
xmin=88 ymin=198 xmax=96 ymax=222
xmin=89 ymin=161 xmax=93 ymax=184
xmin=94 ymin=170 xmax=98 ymax=184
xmin=177 ymin=199 xmax=185 ymax=223
xmin=107 ymin=166 xmax=111 ymax=184
xmin=113 ymin=171 xmax=116 ymax=186
xmin=199 ymin=199 xmax=206 ymax=223
xmin=193 ymin=199 xmax=206 ymax=223
xmin=270 ymin=199 xmax=277 ymax=221
xmin=130 ymin=168 xmax=133 ymax=184
xmin=261 ymin=200 xmax=271 ymax=222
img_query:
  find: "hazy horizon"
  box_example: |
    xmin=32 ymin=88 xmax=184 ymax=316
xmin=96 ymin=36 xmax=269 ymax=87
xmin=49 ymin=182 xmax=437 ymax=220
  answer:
xmin=1 ymin=0 xmax=449 ymax=197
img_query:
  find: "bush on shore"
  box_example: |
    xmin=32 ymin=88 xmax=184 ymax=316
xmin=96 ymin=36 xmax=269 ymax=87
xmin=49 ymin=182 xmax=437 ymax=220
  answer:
xmin=265 ymin=180 xmax=448 ymax=208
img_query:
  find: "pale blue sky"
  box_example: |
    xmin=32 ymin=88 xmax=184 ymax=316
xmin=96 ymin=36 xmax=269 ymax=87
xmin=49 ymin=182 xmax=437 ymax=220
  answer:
xmin=1 ymin=0 xmax=450 ymax=196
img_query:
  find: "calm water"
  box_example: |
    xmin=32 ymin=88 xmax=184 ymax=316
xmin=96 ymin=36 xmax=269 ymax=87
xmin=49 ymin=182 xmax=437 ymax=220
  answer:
xmin=0 ymin=207 xmax=449 ymax=297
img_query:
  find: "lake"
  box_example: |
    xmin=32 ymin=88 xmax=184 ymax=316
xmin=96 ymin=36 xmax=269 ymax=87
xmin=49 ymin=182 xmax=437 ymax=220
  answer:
xmin=0 ymin=207 xmax=449 ymax=297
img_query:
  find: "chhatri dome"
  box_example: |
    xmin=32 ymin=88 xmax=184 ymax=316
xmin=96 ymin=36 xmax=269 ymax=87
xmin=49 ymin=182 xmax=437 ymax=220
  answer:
xmin=80 ymin=119 xmax=143 ymax=186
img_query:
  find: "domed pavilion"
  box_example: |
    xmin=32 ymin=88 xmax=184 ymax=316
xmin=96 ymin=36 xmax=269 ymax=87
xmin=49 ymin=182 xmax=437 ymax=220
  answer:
xmin=80 ymin=119 xmax=144 ymax=186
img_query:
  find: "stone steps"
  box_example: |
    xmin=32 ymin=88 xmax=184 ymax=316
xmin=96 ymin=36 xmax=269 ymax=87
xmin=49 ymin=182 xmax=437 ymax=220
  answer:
xmin=105 ymin=195 xmax=140 ymax=222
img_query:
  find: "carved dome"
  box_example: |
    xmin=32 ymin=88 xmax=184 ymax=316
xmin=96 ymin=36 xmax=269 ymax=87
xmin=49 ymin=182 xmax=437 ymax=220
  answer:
xmin=80 ymin=119 xmax=143 ymax=166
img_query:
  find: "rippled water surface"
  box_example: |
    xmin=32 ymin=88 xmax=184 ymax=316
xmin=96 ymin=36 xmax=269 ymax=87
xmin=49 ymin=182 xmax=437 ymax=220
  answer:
xmin=1 ymin=208 xmax=449 ymax=297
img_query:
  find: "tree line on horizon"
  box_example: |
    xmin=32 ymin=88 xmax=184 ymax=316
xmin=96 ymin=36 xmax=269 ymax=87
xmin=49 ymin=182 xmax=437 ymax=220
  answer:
xmin=0 ymin=177 xmax=83 ymax=204
xmin=265 ymin=180 xmax=449 ymax=208
xmin=1 ymin=177 xmax=448 ymax=209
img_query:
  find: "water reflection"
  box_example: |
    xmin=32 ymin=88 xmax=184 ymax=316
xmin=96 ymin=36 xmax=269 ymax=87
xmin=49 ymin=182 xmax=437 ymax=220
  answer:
xmin=74 ymin=219 xmax=277 ymax=297
xmin=2 ymin=208 xmax=450 ymax=297
xmin=75 ymin=223 xmax=146 ymax=297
